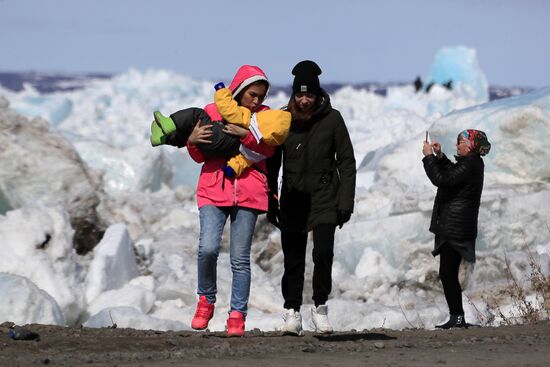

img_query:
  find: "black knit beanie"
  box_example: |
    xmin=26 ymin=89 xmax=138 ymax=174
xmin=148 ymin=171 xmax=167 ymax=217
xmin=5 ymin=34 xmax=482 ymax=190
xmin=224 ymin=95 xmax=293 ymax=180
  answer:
xmin=292 ymin=60 xmax=322 ymax=94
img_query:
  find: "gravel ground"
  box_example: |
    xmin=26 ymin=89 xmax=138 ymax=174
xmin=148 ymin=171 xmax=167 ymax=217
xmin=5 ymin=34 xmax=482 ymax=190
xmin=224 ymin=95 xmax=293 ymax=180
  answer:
xmin=1 ymin=321 xmax=549 ymax=366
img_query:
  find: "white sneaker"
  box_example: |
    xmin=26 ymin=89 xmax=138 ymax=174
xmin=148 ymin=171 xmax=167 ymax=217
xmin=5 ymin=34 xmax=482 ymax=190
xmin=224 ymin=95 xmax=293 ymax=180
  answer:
xmin=280 ymin=309 xmax=304 ymax=336
xmin=311 ymin=305 xmax=333 ymax=334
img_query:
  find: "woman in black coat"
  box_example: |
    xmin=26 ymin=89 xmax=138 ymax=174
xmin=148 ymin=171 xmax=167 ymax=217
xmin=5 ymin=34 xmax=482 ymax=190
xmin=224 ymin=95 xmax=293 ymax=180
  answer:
xmin=422 ymin=129 xmax=491 ymax=329
xmin=267 ymin=60 xmax=356 ymax=335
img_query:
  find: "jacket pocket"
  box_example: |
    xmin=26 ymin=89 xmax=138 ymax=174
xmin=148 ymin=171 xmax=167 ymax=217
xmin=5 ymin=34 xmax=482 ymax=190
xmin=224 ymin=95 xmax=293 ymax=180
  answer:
xmin=313 ymin=170 xmax=336 ymax=192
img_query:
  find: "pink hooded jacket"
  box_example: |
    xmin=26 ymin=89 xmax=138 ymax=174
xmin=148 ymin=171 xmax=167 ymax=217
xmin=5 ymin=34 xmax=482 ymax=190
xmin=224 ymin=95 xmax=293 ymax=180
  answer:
xmin=187 ymin=65 xmax=275 ymax=211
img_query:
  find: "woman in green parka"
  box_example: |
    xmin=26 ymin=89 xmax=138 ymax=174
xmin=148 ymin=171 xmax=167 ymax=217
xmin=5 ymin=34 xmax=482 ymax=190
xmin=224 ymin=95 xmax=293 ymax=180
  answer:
xmin=266 ymin=60 xmax=356 ymax=335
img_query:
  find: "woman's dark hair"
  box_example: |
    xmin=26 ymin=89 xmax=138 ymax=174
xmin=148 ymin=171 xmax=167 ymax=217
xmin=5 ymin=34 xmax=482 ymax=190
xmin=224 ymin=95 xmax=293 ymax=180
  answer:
xmin=234 ymin=80 xmax=269 ymax=106
xmin=287 ymin=93 xmax=322 ymax=123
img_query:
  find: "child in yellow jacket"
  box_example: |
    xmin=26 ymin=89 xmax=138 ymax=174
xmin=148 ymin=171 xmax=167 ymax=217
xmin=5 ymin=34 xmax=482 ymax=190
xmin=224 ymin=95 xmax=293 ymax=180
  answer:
xmin=213 ymin=85 xmax=290 ymax=176
xmin=151 ymin=85 xmax=290 ymax=177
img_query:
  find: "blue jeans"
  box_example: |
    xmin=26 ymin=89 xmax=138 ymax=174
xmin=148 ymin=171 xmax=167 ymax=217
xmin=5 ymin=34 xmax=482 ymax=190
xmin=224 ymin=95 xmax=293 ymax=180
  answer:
xmin=197 ymin=205 xmax=258 ymax=315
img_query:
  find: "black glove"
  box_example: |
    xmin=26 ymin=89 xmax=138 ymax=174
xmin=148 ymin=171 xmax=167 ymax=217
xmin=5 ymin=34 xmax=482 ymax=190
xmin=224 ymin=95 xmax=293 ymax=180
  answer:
xmin=266 ymin=193 xmax=280 ymax=228
xmin=337 ymin=210 xmax=352 ymax=229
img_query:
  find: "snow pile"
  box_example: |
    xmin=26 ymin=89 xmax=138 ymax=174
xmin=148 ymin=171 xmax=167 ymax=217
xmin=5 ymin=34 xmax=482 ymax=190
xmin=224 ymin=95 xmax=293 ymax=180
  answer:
xmin=0 ymin=46 xmax=549 ymax=331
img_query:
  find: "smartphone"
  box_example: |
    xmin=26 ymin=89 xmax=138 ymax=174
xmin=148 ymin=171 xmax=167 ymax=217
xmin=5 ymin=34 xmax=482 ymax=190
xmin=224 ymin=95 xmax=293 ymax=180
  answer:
xmin=425 ymin=131 xmax=431 ymax=143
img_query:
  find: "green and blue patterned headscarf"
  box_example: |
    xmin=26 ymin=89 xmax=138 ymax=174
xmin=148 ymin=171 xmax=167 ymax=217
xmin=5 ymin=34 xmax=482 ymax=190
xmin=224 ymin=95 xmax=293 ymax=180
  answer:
xmin=458 ymin=129 xmax=491 ymax=156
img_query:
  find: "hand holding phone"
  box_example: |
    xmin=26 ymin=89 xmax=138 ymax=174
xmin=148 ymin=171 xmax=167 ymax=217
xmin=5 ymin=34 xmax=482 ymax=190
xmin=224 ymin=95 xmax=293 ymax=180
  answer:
xmin=432 ymin=141 xmax=442 ymax=158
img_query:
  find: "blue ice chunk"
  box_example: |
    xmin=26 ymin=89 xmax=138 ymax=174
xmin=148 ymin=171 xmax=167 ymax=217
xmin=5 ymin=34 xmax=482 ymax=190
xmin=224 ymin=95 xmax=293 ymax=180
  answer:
xmin=427 ymin=46 xmax=488 ymax=101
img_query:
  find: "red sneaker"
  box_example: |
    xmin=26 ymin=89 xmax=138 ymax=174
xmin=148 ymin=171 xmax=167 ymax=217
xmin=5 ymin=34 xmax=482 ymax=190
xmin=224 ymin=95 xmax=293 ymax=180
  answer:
xmin=191 ymin=296 xmax=215 ymax=330
xmin=226 ymin=311 xmax=245 ymax=337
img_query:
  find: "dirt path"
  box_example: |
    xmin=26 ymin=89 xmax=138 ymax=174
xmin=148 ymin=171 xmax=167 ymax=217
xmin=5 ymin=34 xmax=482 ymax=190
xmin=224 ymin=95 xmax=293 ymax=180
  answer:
xmin=1 ymin=321 xmax=549 ymax=366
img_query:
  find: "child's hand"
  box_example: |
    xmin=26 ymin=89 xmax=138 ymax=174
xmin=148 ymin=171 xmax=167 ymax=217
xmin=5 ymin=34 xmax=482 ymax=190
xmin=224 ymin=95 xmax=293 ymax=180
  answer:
xmin=223 ymin=123 xmax=248 ymax=138
xmin=188 ymin=121 xmax=213 ymax=144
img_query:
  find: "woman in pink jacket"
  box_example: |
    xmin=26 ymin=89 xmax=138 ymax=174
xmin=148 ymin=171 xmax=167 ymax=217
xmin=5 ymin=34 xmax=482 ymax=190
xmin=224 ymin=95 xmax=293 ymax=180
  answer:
xmin=186 ymin=65 xmax=274 ymax=337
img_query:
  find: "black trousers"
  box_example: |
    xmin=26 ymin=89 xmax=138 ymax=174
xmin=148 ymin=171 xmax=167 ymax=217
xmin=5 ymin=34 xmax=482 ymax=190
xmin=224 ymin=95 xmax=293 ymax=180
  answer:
xmin=281 ymin=224 xmax=335 ymax=311
xmin=439 ymin=242 xmax=464 ymax=315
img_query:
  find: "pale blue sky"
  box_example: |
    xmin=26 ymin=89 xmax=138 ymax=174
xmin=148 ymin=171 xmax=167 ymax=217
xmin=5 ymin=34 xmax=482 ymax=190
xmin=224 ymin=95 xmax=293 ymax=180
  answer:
xmin=1 ymin=0 xmax=549 ymax=87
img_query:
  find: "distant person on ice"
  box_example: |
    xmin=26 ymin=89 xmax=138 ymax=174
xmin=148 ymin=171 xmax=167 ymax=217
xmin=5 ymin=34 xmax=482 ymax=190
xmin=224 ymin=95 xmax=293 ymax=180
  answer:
xmin=422 ymin=129 xmax=491 ymax=329
xmin=424 ymin=79 xmax=453 ymax=93
xmin=414 ymin=76 xmax=423 ymax=92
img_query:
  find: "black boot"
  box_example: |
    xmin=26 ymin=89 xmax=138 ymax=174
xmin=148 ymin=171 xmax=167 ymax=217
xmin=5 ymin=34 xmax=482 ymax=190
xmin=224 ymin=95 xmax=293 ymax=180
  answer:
xmin=435 ymin=314 xmax=467 ymax=329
